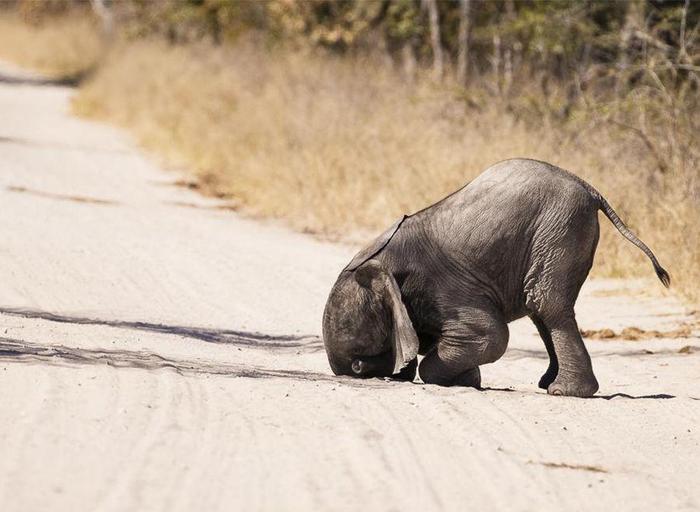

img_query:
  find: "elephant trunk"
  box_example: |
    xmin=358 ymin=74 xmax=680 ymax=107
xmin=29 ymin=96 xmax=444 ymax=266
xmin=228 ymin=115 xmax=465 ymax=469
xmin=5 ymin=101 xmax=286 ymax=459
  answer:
xmin=351 ymin=352 xmax=394 ymax=377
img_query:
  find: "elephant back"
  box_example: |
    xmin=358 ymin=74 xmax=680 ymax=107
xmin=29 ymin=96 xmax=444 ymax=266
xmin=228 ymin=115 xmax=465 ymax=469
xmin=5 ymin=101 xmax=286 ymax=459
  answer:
xmin=344 ymin=215 xmax=408 ymax=272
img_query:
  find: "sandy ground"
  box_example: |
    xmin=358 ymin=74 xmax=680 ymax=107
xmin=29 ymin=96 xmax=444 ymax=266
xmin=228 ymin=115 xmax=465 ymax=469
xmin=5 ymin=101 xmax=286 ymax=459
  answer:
xmin=0 ymin=61 xmax=698 ymax=512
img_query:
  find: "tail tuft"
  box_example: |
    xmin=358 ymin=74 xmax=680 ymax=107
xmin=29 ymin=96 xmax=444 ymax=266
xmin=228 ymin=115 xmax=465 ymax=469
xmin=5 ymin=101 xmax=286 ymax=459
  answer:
xmin=590 ymin=185 xmax=671 ymax=290
xmin=655 ymin=265 xmax=671 ymax=288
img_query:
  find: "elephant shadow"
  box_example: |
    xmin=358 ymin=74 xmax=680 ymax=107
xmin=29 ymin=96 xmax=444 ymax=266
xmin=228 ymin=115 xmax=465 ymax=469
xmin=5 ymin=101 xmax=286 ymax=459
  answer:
xmin=0 ymin=307 xmax=681 ymax=397
xmin=0 ymin=306 xmax=324 ymax=351
xmin=0 ymin=306 xmax=339 ymax=383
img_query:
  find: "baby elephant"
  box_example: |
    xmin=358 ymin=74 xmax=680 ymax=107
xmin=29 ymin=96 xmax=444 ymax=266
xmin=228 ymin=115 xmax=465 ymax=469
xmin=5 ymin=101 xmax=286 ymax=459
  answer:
xmin=322 ymin=158 xmax=670 ymax=397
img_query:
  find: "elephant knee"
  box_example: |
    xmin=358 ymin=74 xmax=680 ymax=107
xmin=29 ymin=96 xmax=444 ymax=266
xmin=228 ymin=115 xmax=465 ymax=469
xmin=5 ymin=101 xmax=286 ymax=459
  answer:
xmin=477 ymin=322 xmax=509 ymax=364
xmin=420 ymin=372 xmax=451 ymax=386
xmin=418 ymin=350 xmax=463 ymax=386
xmin=482 ymin=332 xmax=508 ymax=363
xmin=418 ymin=357 xmax=450 ymax=386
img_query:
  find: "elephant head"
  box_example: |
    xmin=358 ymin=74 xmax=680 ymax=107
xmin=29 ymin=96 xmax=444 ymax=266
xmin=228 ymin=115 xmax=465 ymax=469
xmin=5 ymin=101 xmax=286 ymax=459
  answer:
xmin=322 ymin=259 xmax=419 ymax=378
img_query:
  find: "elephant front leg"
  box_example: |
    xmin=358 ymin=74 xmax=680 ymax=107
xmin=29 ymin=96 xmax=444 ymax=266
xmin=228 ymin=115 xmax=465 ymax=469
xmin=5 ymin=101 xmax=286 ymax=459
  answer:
xmin=451 ymin=366 xmax=482 ymax=388
xmin=392 ymin=358 xmax=418 ymax=382
xmin=418 ymin=313 xmax=509 ymax=388
xmin=418 ymin=341 xmax=483 ymax=388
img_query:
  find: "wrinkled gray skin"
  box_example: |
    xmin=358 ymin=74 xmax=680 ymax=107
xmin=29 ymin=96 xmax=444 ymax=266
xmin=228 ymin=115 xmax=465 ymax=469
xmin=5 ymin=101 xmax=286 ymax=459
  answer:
xmin=322 ymin=159 xmax=670 ymax=397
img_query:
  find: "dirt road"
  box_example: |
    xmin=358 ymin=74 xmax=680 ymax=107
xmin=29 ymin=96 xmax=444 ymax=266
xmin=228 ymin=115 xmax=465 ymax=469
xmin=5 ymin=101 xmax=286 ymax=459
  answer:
xmin=0 ymin=62 xmax=698 ymax=512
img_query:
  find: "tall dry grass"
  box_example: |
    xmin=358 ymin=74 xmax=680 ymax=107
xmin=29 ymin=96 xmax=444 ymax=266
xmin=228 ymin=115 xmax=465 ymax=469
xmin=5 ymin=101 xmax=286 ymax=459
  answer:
xmin=72 ymin=40 xmax=698 ymax=302
xmin=0 ymin=11 xmax=101 ymax=78
xmin=0 ymin=11 xmax=694 ymax=302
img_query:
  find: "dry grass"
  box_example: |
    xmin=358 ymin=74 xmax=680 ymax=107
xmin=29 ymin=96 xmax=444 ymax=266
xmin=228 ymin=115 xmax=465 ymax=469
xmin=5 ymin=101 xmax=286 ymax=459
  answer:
xmin=0 ymin=11 xmax=101 ymax=78
xmin=0 ymin=13 xmax=695 ymax=303
xmin=73 ymin=40 xmax=698 ymax=302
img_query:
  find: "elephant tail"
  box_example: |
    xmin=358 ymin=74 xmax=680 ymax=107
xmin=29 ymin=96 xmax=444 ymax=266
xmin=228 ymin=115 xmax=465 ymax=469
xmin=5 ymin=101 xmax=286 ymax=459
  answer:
xmin=590 ymin=188 xmax=670 ymax=288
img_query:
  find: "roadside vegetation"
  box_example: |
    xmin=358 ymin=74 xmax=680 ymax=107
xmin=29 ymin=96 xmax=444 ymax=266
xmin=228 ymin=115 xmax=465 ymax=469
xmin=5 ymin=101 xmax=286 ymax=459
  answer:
xmin=0 ymin=5 xmax=100 ymax=79
xmin=0 ymin=1 xmax=697 ymax=302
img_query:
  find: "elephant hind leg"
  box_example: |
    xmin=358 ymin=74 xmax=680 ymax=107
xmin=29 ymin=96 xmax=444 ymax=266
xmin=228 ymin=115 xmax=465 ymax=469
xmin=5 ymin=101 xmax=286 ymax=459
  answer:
xmin=529 ymin=311 xmax=598 ymax=397
xmin=527 ymin=299 xmax=599 ymax=396
xmin=524 ymin=212 xmax=599 ymax=397
xmin=530 ymin=314 xmax=558 ymax=389
xmin=547 ymin=315 xmax=598 ymax=397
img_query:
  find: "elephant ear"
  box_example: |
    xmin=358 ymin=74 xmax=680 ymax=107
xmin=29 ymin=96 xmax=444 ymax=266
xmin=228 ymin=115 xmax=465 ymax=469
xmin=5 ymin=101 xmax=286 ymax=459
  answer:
xmin=355 ymin=259 xmax=419 ymax=374
xmin=344 ymin=216 xmax=408 ymax=272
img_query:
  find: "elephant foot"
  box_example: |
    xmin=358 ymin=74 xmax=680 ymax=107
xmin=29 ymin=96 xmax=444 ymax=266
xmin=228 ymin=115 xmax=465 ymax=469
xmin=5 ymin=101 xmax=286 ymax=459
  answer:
xmin=538 ymin=366 xmax=558 ymax=390
xmin=547 ymin=371 xmax=599 ymax=398
xmin=452 ymin=367 xmax=481 ymax=389
xmin=392 ymin=358 xmax=418 ymax=382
